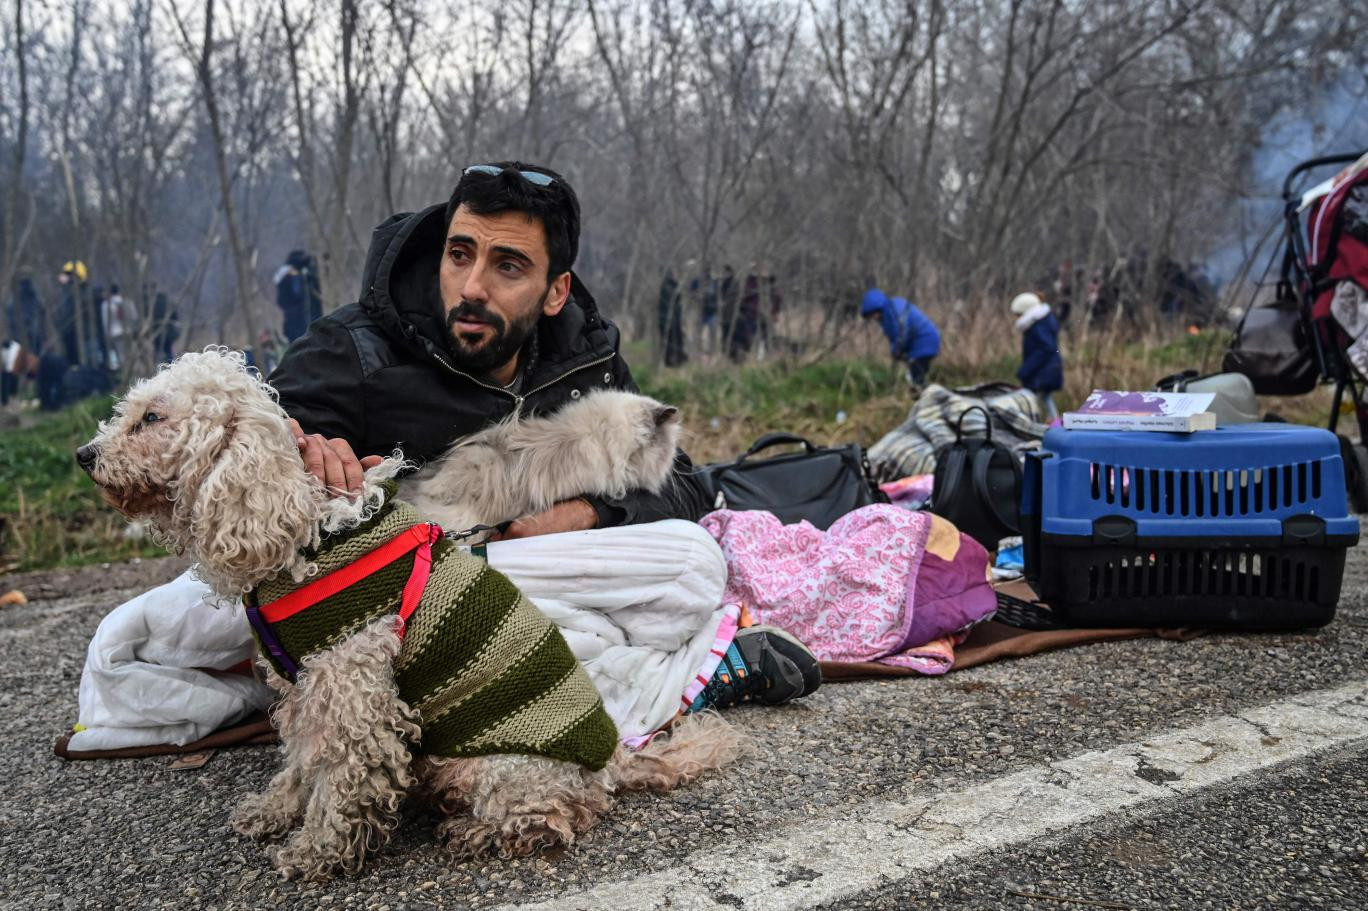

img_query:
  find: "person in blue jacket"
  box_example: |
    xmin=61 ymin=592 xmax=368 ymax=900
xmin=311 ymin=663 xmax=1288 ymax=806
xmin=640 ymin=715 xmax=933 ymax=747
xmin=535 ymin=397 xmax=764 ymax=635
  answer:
xmin=274 ymin=249 xmax=313 ymax=342
xmin=1010 ymin=291 xmax=1064 ymax=419
xmin=861 ymin=287 xmax=941 ymax=387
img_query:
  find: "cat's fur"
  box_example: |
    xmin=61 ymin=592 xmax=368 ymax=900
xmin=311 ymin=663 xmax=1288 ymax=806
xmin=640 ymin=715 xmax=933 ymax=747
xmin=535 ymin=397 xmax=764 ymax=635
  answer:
xmin=404 ymin=390 xmax=681 ymax=536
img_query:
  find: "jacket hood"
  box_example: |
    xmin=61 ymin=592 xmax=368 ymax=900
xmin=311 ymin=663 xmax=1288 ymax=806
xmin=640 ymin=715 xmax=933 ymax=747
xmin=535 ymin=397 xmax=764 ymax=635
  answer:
xmin=861 ymin=288 xmax=891 ymax=315
xmin=357 ymin=205 xmax=615 ymax=385
xmin=1014 ymin=301 xmax=1053 ymax=332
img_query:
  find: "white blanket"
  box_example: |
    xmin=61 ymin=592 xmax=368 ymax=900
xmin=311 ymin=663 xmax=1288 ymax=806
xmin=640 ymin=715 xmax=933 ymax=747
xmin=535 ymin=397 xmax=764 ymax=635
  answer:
xmin=68 ymin=520 xmax=729 ymax=753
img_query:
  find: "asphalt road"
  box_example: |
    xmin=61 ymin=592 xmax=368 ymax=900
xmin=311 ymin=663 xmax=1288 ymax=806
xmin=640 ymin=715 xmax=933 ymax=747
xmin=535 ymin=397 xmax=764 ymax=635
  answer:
xmin=1 ymin=545 xmax=1365 ymax=911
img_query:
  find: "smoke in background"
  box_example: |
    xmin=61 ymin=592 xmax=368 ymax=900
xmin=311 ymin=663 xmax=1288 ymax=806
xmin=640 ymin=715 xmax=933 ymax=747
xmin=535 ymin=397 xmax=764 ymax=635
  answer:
xmin=1207 ymin=72 xmax=1368 ymax=291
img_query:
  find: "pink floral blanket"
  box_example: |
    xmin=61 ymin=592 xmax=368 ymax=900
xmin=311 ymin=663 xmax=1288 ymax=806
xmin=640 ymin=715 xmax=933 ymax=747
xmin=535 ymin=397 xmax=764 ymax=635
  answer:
xmin=699 ymin=506 xmax=996 ymax=674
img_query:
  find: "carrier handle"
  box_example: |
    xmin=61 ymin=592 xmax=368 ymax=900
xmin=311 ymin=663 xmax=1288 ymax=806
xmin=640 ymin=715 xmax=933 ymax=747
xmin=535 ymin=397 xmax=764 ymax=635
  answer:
xmin=1282 ymin=514 xmax=1326 ymax=546
xmin=1091 ymin=515 xmax=1138 ymax=546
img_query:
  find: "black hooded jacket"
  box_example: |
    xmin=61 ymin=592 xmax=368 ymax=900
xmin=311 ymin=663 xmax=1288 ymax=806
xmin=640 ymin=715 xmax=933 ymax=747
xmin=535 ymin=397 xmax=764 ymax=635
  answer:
xmin=268 ymin=204 xmax=711 ymax=527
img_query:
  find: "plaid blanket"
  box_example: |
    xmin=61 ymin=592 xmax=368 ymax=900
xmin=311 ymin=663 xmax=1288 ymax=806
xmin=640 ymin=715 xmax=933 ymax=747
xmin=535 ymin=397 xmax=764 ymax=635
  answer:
xmin=868 ymin=382 xmax=1047 ymax=480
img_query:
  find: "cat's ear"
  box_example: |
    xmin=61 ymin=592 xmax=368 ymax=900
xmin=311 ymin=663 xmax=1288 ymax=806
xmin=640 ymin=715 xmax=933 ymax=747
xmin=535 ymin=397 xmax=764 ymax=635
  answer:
xmin=653 ymin=406 xmax=678 ymax=426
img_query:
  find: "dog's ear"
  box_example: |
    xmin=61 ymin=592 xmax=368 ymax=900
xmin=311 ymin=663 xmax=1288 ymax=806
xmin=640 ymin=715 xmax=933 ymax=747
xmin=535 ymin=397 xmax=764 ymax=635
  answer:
xmin=181 ymin=393 xmax=321 ymax=590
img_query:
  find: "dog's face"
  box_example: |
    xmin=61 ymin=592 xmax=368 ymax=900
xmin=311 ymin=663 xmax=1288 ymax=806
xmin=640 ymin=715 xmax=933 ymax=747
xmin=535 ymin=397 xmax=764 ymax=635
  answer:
xmin=77 ymin=358 xmax=229 ymax=521
xmin=77 ymin=348 xmax=322 ymax=591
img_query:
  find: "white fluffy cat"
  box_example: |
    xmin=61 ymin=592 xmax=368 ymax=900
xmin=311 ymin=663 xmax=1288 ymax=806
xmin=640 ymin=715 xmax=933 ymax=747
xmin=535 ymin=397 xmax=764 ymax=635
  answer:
xmin=403 ymin=390 xmax=682 ymax=537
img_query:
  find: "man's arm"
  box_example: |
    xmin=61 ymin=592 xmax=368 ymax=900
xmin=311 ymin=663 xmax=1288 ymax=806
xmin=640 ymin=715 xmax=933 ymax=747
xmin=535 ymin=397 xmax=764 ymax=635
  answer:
xmin=580 ymin=354 xmax=713 ymax=527
xmin=880 ymin=307 xmax=903 ymax=359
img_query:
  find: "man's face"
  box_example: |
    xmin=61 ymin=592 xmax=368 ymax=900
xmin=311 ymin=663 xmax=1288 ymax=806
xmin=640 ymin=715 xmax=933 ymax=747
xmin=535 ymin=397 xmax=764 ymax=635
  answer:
xmin=439 ymin=206 xmax=571 ymax=375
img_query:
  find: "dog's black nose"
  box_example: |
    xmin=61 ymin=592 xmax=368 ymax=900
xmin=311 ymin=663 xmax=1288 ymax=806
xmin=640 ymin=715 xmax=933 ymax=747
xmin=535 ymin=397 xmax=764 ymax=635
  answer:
xmin=76 ymin=444 xmax=98 ymax=473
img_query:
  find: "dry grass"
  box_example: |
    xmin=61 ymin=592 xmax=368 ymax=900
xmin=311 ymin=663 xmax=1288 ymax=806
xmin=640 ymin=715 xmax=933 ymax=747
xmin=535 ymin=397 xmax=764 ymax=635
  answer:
xmin=633 ymin=314 xmax=1343 ymax=476
xmin=0 ymin=322 xmax=1343 ymax=574
xmin=1 ymin=489 xmax=160 ymax=575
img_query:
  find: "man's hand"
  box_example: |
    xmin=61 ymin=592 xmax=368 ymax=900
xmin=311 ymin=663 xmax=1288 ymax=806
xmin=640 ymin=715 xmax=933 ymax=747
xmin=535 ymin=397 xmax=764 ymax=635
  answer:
xmin=497 ymin=498 xmax=598 ymax=540
xmin=287 ymin=418 xmax=383 ymax=497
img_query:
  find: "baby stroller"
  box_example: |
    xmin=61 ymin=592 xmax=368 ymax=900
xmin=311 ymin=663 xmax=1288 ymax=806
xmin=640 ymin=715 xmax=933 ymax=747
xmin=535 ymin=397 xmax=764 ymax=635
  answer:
xmin=1224 ymin=150 xmax=1368 ymax=501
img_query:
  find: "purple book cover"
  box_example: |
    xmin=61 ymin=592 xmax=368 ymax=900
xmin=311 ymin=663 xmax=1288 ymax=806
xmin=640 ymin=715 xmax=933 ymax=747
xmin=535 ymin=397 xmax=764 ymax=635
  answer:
xmin=1077 ymin=390 xmax=1214 ymax=417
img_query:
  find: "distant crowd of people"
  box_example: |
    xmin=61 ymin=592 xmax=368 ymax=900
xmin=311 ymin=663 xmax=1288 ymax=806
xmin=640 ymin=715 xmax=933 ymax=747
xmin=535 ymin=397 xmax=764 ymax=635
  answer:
xmin=656 ymin=264 xmax=783 ymax=366
xmin=3 ymin=261 xmax=182 ymax=410
xmin=1046 ymin=255 xmax=1216 ymax=331
xmin=3 ymin=247 xmax=324 ymax=411
xmin=653 ymin=259 xmax=1064 ymax=420
xmin=8 ymin=240 xmax=1211 ymax=417
xmin=853 ymin=252 xmax=1215 ymax=416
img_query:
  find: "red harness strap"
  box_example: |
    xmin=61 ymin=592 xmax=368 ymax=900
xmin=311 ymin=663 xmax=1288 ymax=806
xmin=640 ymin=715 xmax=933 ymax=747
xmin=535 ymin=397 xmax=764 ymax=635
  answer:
xmin=258 ymin=522 xmax=443 ymax=639
xmin=396 ymin=523 xmax=442 ymax=636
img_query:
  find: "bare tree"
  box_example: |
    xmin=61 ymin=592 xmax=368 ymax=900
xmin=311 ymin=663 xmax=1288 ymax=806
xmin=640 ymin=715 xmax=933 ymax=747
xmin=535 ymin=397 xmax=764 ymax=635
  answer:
xmin=2 ymin=0 xmax=1363 ymax=372
xmin=808 ymin=0 xmax=948 ymax=290
xmin=279 ymin=0 xmax=328 ymax=283
xmin=0 ymin=0 xmax=35 ymax=306
xmin=169 ymin=0 xmax=273 ymax=348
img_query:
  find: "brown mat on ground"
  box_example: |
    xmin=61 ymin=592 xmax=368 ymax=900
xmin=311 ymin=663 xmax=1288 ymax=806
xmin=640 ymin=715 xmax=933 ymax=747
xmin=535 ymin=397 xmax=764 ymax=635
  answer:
xmin=54 ymin=713 xmax=277 ymax=761
xmin=820 ymin=622 xmax=1200 ymax=680
xmin=821 ymin=578 xmax=1203 ymax=680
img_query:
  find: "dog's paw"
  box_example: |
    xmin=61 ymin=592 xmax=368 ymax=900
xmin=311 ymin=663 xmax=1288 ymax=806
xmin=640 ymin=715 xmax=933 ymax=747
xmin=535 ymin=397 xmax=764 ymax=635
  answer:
xmin=444 ymin=814 xmax=574 ymax=860
xmin=231 ymin=794 xmax=299 ymax=841
xmin=271 ymin=836 xmax=345 ymax=882
xmin=497 ymin=821 xmax=568 ymax=859
xmin=436 ymin=816 xmax=494 ymax=860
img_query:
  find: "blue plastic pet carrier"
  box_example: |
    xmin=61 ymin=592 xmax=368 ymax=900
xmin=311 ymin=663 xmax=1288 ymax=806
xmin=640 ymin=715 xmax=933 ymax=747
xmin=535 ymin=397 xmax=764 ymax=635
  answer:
xmin=1022 ymin=425 xmax=1359 ymax=628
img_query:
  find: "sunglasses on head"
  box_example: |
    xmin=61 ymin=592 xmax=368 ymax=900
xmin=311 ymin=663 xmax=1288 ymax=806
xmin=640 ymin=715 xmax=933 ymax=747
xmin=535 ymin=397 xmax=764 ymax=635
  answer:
xmin=462 ymin=164 xmax=556 ymax=187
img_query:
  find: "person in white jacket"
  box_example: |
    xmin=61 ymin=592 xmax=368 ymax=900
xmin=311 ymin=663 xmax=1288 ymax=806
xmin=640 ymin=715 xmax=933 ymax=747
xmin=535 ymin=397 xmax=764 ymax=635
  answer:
xmin=101 ymin=283 xmax=137 ymax=371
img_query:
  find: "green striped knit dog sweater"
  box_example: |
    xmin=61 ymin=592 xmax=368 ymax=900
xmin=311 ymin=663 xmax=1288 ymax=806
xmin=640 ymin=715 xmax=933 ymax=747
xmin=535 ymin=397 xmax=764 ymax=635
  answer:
xmin=246 ymin=487 xmax=619 ymax=770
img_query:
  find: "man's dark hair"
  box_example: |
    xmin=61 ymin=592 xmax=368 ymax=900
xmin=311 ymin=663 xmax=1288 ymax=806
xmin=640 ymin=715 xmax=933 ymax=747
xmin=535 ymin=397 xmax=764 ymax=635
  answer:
xmin=443 ymin=161 xmax=580 ymax=280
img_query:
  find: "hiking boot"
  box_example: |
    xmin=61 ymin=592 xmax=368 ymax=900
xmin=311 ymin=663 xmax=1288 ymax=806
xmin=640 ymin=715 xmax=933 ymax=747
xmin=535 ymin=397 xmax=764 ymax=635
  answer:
xmin=700 ymin=625 xmax=822 ymax=709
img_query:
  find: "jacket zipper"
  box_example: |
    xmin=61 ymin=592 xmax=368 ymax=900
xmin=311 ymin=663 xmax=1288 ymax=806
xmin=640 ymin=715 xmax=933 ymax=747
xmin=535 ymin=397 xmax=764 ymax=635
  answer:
xmin=430 ymin=349 xmax=614 ymax=416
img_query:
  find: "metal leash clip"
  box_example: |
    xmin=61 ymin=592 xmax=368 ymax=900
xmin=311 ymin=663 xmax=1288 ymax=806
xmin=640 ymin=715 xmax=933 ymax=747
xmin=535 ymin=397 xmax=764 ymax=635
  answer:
xmin=444 ymin=520 xmax=515 ymax=558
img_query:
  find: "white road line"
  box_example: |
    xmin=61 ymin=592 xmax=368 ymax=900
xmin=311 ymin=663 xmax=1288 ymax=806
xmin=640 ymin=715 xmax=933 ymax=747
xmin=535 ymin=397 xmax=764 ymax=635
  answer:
xmin=498 ymin=680 xmax=1368 ymax=911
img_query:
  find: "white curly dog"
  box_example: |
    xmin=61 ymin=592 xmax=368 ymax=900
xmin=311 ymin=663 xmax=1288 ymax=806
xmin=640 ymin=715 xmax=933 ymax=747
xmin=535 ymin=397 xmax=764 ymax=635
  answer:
xmin=76 ymin=348 xmax=741 ymax=881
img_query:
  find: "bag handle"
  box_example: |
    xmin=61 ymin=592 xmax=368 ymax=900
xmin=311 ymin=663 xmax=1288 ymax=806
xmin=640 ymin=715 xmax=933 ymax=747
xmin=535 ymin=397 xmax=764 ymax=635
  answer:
xmin=739 ymin=432 xmax=817 ymax=461
xmin=954 ymin=405 xmax=993 ymax=444
xmin=1154 ymin=369 xmax=1199 ymax=392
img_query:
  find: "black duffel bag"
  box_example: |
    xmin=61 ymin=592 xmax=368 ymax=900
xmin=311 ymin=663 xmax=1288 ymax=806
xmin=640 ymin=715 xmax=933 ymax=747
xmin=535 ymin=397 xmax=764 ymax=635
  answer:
xmin=697 ymin=433 xmax=887 ymax=529
xmin=1222 ymin=284 xmax=1319 ymax=395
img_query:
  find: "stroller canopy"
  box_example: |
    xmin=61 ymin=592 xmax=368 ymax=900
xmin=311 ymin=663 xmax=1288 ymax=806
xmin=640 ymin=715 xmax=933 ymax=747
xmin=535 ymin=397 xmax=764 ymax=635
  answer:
xmin=1309 ymin=152 xmax=1368 ymax=323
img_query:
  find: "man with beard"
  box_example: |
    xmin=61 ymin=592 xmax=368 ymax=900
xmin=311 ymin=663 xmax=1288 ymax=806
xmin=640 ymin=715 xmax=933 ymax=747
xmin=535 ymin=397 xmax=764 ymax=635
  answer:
xmin=268 ymin=161 xmax=820 ymax=711
xmin=270 ymin=162 xmax=711 ymax=537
